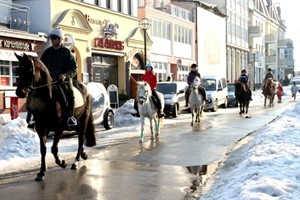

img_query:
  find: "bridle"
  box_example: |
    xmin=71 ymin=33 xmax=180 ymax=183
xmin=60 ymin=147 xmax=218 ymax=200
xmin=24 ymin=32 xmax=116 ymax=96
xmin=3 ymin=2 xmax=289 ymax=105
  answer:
xmin=138 ymin=84 xmax=149 ymax=105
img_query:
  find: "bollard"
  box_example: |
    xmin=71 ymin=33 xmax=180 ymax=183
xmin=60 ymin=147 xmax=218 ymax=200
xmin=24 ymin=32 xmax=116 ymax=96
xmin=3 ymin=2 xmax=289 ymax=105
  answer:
xmin=10 ymin=96 xmax=19 ymax=119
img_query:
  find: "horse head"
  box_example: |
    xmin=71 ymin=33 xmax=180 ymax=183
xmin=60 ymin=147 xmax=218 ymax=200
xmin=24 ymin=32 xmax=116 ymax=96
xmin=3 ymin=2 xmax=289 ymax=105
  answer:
xmin=191 ymin=77 xmax=201 ymax=90
xmin=15 ymin=53 xmax=53 ymax=99
xmin=137 ymin=82 xmax=151 ymax=105
xmin=15 ymin=53 xmax=36 ymax=98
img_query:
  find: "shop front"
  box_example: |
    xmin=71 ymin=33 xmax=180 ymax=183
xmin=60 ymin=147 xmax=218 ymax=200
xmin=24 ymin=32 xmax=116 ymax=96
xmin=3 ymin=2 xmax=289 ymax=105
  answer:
xmin=0 ymin=33 xmax=46 ymax=114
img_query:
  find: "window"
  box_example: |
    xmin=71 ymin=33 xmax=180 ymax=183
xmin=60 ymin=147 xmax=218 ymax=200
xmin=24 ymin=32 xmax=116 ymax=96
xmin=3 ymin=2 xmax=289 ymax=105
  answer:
xmin=151 ymin=18 xmax=171 ymax=40
xmin=0 ymin=60 xmax=19 ymax=87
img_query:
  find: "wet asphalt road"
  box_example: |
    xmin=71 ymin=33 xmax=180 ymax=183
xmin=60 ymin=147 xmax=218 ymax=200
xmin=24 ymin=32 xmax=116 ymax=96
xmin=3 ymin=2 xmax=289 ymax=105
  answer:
xmin=0 ymin=98 xmax=295 ymax=200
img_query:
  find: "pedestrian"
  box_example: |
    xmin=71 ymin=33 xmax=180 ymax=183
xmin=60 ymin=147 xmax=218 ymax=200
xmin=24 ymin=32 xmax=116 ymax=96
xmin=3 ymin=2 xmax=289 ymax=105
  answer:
xmin=276 ymin=82 xmax=283 ymax=103
xmin=185 ymin=63 xmax=206 ymax=107
xmin=238 ymin=69 xmax=252 ymax=100
xmin=291 ymin=81 xmax=298 ymax=100
xmin=41 ymin=27 xmax=78 ymax=128
xmin=141 ymin=63 xmax=165 ymax=118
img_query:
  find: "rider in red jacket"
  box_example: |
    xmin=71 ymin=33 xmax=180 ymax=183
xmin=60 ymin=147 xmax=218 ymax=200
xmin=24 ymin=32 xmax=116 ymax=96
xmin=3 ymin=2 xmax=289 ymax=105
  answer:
xmin=141 ymin=63 xmax=165 ymax=118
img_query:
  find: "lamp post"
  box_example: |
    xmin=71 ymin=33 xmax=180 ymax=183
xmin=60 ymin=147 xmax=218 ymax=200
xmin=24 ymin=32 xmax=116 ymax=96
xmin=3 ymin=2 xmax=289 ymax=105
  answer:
xmin=253 ymin=52 xmax=256 ymax=91
xmin=139 ymin=18 xmax=151 ymax=67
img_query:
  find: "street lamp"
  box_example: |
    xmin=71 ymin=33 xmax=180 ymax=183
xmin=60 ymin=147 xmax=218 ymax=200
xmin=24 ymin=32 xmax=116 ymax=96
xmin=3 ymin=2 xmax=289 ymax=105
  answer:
xmin=252 ymin=52 xmax=256 ymax=91
xmin=139 ymin=18 xmax=151 ymax=67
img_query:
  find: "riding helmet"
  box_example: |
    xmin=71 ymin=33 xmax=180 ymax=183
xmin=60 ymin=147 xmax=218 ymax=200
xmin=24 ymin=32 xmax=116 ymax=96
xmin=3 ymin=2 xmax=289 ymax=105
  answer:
xmin=191 ymin=63 xmax=197 ymax=68
xmin=241 ymin=69 xmax=246 ymax=73
xmin=146 ymin=63 xmax=153 ymax=70
xmin=49 ymin=27 xmax=64 ymax=40
xmin=268 ymin=68 xmax=272 ymax=71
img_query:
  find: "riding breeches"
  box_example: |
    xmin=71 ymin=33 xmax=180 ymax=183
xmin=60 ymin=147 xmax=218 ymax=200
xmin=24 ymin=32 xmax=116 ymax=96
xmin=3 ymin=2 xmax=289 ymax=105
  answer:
xmin=151 ymin=90 xmax=162 ymax=110
xmin=58 ymin=78 xmax=75 ymax=118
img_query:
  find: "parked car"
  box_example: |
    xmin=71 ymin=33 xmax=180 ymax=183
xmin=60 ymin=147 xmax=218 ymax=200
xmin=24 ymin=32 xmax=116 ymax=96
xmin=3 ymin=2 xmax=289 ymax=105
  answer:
xmin=201 ymin=76 xmax=228 ymax=112
xmin=227 ymin=83 xmax=238 ymax=107
xmin=156 ymin=81 xmax=189 ymax=118
xmin=87 ymin=82 xmax=114 ymax=129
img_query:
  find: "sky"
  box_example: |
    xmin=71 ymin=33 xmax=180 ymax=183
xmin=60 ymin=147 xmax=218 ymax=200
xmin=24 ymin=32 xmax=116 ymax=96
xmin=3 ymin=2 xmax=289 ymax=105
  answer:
xmin=275 ymin=0 xmax=300 ymax=71
xmin=0 ymin=87 xmax=299 ymax=200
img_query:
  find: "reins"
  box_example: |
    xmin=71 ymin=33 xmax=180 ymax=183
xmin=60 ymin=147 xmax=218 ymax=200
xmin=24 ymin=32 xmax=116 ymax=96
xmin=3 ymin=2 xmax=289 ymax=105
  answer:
xmin=28 ymin=81 xmax=59 ymax=93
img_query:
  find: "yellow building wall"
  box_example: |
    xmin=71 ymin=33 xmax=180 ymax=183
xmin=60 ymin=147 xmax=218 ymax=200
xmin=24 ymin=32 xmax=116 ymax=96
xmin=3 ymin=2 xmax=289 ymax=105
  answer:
xmin=49 ymin=0 xmax=146 ymax=94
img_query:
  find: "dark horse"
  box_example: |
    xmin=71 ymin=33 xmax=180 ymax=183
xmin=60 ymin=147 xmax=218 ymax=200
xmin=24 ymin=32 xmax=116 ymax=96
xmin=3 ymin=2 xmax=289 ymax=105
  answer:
xmin=263 ymin=78 xmax=276 ymax=107
xmin=234 ymin=82 xmax=250 ymax=115
xmin=15 ymin=53 xmax=96 ymax=181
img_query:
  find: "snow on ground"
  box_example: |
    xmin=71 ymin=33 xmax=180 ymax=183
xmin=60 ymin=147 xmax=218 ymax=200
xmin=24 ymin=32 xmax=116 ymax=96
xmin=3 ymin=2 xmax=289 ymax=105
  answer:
xmin=0 ymin=87 xmax=299 ymax=200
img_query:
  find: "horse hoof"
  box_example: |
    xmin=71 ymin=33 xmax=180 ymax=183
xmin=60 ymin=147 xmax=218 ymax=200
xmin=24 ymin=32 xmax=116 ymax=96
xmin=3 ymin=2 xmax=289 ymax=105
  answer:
xmin=155 ymin=133 xmax=159 ymax=137
xmin=71 ymin=163 xmax=78 ymax=170
xmin=60 ymin=160 xmax=67 ymax=168
xmin=139 ymin=138 xmax=143 ymax=143
xmin=81 ymin=152 xmax=88 ymax=160
xmin=35 ymin=172 xmax=45 ymax=181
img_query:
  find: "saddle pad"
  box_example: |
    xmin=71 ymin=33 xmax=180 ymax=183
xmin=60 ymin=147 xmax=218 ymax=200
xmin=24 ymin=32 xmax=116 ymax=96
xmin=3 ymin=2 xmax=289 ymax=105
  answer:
xmin=74 ymin=88 xmax=84 ymax=108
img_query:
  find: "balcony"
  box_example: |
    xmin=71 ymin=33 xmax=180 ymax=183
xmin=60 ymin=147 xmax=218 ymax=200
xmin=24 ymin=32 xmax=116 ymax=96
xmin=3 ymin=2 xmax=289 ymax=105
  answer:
xmin=265 ymin=55 xmax=276 ymax=64
xmin=277 ymin=39 xmax=287 ymax=48
xmin=265 ymin=34 xmax=276 ymax=44
xmin=0 ymin=0 xmax=30 ymax=32
xmin=248 ymin=26 xmax=262 ymax=37
xmin=278 ymin=58 xmax=287 ymax=66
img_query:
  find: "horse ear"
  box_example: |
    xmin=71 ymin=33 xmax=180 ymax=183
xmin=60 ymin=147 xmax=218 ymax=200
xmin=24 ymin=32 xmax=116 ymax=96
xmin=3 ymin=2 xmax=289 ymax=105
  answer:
xmin=14 ymin=53 xmax=23 ymax=61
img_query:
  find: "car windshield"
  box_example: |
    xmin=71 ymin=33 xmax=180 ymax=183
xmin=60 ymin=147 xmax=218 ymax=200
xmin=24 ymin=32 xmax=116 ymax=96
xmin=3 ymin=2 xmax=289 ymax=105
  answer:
xmin=156 ymin=83 xmax=177 ymax=94
xmin=201 ymin=79 xmax=216 ymax=91
xmin=227 ymin=84 xmax=235 ymax=92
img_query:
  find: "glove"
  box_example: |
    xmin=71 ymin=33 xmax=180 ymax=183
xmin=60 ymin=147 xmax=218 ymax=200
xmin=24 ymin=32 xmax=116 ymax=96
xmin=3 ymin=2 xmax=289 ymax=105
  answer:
xmin=58 ymin=74 xmax=67 ymax=82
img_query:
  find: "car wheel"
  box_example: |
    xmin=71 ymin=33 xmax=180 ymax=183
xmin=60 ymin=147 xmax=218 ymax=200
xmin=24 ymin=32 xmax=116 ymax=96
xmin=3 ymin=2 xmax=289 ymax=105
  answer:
xmin=223 ymin=97 xmax=228 ymax=109
xmin=211 ymin=99 xmax=218 ymax=112
xmin=172 ymin=104 xmax=178 ymax=118
xmin=103 ymin=110 xmax=114 ymax=130
xmin=234 ymin=100 xmax=238 ymax=107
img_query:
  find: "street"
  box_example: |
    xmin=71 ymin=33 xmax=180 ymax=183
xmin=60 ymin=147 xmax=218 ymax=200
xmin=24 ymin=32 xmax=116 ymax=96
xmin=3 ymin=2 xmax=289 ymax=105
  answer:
xmin=0 ymin=96 xmax=295 ymax=200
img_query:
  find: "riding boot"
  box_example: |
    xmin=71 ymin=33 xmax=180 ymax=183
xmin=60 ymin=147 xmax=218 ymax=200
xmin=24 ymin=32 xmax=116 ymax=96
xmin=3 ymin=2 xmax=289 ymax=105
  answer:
xmin=198 ymin=86 xmax=206 ymax=100
xmin=66 ymin=79 xmax=77 ymax=128
xmin=152 ymin=90 xmax=165 ymax=118
xmin=185 ymin=88 xmax=191 ymax=107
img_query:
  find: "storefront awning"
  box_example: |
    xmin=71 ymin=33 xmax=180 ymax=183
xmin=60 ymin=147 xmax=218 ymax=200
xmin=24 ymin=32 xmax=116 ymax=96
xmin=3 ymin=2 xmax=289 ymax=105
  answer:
xmin=0 ymin=49 xmax=38 ymax=61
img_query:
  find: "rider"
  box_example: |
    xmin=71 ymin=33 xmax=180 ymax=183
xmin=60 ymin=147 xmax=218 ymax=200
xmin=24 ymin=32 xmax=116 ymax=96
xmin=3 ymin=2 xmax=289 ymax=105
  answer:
xmin=238 ymin=69 xmax=252 ymax=100
xmin=141 ymin=63 xmax=165 ymax=118
xmin=41 ymin=27 xmax=78 ymax=128
xmin=262 ymin=68 xmax=274 ymax=94
xmin=185 ymin=63 xmax=206 ymax=107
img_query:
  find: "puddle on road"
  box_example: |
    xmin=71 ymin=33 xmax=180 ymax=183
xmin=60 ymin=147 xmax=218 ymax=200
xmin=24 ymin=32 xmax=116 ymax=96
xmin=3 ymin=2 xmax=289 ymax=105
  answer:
xmin=183 ymin=162 xmax=220 ymax=198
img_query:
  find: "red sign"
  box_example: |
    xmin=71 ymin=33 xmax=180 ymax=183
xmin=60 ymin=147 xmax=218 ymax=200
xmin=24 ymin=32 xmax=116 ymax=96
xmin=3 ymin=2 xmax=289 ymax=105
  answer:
xmin=93 ymin=38 xmax=124 ymax=50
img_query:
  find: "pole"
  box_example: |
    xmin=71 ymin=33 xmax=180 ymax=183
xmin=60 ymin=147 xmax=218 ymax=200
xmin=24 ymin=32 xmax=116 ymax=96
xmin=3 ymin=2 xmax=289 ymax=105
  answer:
xmin=144 ymin=29 xmax=147 ymax=66
xmin=253 ymin=53 xmax=256 ymax=91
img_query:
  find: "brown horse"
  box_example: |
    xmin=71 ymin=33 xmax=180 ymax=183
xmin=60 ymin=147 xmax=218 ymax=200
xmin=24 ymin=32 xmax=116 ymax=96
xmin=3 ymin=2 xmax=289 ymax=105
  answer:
xmin=234 ymin=82 xmax=250 ymax=115
xmin=263 ymin=78 xmax=276 ymax=107
xmin=15 ymin=53 xmax=96 ymax=181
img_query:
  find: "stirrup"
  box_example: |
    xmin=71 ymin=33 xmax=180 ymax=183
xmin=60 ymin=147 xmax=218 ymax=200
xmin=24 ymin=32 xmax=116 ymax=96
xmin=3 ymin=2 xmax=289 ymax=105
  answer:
xmin=67 ymin=116 xmax=77 ymax=127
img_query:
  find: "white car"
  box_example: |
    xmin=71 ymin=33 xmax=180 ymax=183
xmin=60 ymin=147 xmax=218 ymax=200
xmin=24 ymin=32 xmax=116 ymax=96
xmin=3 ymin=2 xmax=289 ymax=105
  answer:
xmin=201 ymin=76 xmax=228 ymax=112
xmin=87 ymin=82 xmax=114 ymax=130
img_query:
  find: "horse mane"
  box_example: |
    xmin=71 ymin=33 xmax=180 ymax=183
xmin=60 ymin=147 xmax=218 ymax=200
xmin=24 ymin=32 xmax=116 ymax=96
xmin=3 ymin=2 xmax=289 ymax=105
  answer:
xmin=29 ymin=56 xmax=53 ymax=83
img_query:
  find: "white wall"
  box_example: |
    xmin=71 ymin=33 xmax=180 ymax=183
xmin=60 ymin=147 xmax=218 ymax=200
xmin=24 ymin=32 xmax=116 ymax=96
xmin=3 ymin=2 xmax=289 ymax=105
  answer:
xmin=197 ymin=8 xmax=226 ymax=77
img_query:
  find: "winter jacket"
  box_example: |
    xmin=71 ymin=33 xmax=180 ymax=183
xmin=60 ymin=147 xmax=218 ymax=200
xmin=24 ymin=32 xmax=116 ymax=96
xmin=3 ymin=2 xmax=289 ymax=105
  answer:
xmin=41 ymin=45 xmax=78 ymax=80
xmin=187 ymin=71 xmax=201 ymax=86
xmin=264 ymin=72 xmax=273 ymax=81
xmin=239 ymin=74 xmax=249 ymax=85
xmin=142 ymin=71 xmax=157 ymax=90
xmin=291 ymin=85 xmax=298 ymax=94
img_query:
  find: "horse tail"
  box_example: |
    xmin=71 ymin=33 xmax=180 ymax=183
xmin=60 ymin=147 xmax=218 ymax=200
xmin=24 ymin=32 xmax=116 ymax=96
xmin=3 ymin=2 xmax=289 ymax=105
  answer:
xmin=84 ymin=94 xmax=96 ymax=147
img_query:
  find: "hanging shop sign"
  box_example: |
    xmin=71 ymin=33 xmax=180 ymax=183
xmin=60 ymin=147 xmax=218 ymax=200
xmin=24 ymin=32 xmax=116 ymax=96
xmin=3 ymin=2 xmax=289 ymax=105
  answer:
xmin=0 ymin=39 xmax=31 ymax=51
xmin=91 ymin=18 xmax=124 ymax=51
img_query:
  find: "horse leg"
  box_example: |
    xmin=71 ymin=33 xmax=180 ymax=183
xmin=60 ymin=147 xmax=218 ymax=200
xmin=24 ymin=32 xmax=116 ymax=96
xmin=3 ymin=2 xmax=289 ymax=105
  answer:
xmin=153 ymin=117 xmax=160 ymax=137
xmin=196 ymin=109 xmax=200 ymax=123
xmin=139 ymin=117 xmax=145 ymax=143
xmin=191 ymin=109 xmax=194 ymax=126
xmin=51 ymin=130 xmax=67 ymax=169
xmin=71 ymin=119 xmax=88 ymax=170
xmin=149 ymin=118 xmax=155 ymax=140
xmin=35 ymin=130 xmax=47 ymax=181
xmin=264 ymin=97 xmax=267 ymax=107
xmin=239 ymin=103 xmax=242 ymax=115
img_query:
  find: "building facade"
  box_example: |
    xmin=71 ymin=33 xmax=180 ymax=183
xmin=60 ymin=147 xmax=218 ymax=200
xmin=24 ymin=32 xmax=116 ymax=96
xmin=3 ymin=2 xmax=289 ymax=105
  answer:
xmin=0 ymin=0 xmax=47 ymax=114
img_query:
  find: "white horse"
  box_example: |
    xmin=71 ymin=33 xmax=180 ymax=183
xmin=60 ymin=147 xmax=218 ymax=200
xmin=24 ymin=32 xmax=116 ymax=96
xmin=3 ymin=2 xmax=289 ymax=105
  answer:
xmin=137 ymin=82 xmax=164 ymax=143
xmin=189 ymin=77 xmax=205 ymax=126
